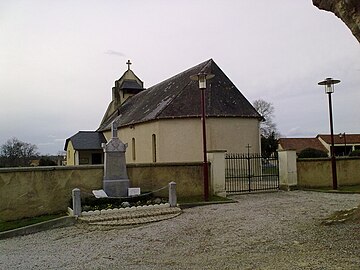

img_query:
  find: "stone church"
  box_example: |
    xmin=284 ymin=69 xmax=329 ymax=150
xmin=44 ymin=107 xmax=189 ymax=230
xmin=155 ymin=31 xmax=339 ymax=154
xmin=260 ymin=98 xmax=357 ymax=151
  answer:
xmin=64 ymin=59 xmax=262 ymax=165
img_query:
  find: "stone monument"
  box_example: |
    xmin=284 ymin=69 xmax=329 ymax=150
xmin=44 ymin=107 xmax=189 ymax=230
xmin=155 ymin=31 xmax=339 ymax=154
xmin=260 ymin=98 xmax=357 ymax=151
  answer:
xmin=102 ymin=121 xmax=130 ymax=197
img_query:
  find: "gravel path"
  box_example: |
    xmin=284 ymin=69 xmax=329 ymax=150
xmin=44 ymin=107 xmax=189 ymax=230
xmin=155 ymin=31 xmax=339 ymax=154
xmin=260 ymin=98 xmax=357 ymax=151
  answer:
xmin=1 ymin=191 xmax=360 ymax=270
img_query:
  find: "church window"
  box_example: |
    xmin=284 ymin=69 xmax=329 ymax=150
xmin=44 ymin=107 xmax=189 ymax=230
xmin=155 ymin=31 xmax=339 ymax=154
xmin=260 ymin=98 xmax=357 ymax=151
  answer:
xmin=132 ymin=138 xmax=136 ymax=161
xmin=152 ymin=134 xmax=157 ymax=162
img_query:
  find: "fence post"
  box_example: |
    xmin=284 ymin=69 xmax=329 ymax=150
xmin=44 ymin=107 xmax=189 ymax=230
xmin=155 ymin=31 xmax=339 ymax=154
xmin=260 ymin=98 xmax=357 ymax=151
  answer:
xmin=278 ymin=150 xmax=298 ymax=190
xmin=207 ymin=150 xmax=227 ymax=197
xmin=169 ymin=182 xmax=177 ymax=207
xmin=72 ymin=188 xmax=81 ymax=217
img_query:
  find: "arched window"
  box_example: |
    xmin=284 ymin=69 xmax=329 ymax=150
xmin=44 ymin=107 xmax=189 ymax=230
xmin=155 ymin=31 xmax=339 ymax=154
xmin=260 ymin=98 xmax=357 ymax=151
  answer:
xmin=152 ymin=134 xmax=157 ymax=162
xmin=132 ymin=138 xmax=136 ymax=161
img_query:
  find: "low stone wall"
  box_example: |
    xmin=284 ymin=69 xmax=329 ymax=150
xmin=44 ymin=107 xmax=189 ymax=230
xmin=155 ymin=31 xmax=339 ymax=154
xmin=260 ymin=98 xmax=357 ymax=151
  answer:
xmin=127 ymin=162 xmax=203 ymax=197
xmin=0 ymin=162 xmax=203 ymax=221
xmin=297 ymin=157 xmax=360 ymax=188
xmin=0 ymin=165 xmax=103 ymax=221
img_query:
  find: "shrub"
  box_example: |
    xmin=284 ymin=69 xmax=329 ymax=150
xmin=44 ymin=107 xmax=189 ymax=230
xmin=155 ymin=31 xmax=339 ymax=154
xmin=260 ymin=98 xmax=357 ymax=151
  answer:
xmin=349 ymin=150 xmax=360 ymax=157
xmin=39 ymin=158 xmax=57 ymax=166
xmin=298 ymin=148 xmax=328 ymax=158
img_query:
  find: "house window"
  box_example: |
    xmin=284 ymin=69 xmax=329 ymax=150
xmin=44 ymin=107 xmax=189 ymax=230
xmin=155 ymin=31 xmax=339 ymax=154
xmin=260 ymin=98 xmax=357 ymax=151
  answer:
xmin=91 ymin=153 xmax=102 ymax=164
xmin=152 ymin=134 xmax=157 ymax=162
xmin=79 ymin=158 xmax=89 ymax=165
xmin=132 ymin=138 xmax=136 ymax=161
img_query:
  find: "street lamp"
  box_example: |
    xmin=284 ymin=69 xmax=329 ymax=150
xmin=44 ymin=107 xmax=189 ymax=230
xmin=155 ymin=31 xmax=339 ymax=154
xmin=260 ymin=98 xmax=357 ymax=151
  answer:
xmin=318 ymin=77 xmax=340 ymax=190
xmin=190 ymin=72 xmax=214 ymax=201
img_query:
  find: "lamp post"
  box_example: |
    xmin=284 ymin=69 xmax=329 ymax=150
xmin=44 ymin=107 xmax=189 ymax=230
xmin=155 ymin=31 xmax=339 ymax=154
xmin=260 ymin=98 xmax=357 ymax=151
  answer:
xmin=190 ymin=72 xmax=214 ymax=201
xmin=318 ymin=78 xmax=340 ymax=190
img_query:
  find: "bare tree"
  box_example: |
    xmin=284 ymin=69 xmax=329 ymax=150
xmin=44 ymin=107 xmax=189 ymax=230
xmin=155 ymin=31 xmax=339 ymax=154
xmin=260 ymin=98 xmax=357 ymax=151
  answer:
xmin=0 ymin=137 xmax=39 ymax=167
xmin=253 ymin=99 xmax=279 ymax=138
xmin=253 ymin=99 xmax=280 ymax=157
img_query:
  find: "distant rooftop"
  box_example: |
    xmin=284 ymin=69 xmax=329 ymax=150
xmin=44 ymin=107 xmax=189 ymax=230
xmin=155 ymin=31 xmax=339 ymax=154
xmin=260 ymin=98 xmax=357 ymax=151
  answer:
xmin=279 ymin=133 xmax=360 ymax=155
xmin=317 ymin=134 xmax=360 ymax=144
xmin=64 ymin=131 xmax=106 ymax=151
xmin=278 ymin=137 xmax=328 ymax=154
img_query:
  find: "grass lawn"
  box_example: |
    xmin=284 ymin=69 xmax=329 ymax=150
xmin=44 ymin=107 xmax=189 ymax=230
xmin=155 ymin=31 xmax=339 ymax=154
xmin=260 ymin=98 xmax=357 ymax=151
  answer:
xmin=0 ymin=213 xmax=66 ymax=233
xmin=337 ymin=185 xmax=360 ymax=192
xmin=305 ymin=184 xmax=360 ymax=193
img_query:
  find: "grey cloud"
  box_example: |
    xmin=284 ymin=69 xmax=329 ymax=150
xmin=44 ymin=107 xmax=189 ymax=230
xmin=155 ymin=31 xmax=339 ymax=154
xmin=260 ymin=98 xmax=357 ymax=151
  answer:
xmin=104 ymin=50 xmax=125 ymax=57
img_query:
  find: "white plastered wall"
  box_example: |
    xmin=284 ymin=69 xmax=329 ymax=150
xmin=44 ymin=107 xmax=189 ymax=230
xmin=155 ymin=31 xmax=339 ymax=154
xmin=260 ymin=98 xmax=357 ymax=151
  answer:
xmin=103 ymin=117 xmax=260 ymax=163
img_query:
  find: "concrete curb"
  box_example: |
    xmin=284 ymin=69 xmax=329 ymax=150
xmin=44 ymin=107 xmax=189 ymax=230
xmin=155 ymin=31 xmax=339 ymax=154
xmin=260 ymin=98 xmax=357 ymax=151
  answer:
xmin=0 ymin=216 xmax=75 ymax=240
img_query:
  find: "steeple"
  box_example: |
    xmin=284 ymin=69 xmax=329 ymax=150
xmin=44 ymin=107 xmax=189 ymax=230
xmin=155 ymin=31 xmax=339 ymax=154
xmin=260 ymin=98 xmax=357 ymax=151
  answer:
xmin=100 ymin=60 xmax=145 ymax=126
xmin=112 ymin=60 xmax=144 ymax=105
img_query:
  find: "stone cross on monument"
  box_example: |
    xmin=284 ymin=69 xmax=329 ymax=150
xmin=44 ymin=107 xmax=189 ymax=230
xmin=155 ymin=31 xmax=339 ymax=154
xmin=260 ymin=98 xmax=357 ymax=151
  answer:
xmin=102 ymin=121 xmax=130 ymax=197
xmin=111 ymin=121 xmax=118 ymax=138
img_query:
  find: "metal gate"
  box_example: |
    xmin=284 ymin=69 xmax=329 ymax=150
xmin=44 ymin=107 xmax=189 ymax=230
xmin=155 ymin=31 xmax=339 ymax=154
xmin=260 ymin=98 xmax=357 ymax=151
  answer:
xmin=225 ymin=153 xmax=279 ymax=193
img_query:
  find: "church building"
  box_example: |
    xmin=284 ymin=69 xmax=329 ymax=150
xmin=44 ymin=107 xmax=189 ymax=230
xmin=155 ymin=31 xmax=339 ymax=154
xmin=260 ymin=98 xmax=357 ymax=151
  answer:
xmin=65 ymin=59 xmax=262 ymax=165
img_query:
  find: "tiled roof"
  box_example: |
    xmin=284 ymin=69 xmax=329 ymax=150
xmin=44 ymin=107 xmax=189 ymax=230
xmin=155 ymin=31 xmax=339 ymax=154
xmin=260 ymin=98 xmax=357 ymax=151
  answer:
xmin=278 ymin=138 xmax=328 ymax=154
xmin=64 ymin=131 xmax=106 ymax=150
xmin=120 ymin=80 xmax=143 ymax=90
xmin=98 ymin=59 xmax=261 ymax=131
xmin=317 ymin=134 xmax=360 ymax=144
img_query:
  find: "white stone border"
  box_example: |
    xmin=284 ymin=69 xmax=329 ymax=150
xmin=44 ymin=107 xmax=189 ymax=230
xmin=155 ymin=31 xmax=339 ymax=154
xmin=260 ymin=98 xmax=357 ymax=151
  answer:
xmin=80 ymin=203 xmax=173 ymax=216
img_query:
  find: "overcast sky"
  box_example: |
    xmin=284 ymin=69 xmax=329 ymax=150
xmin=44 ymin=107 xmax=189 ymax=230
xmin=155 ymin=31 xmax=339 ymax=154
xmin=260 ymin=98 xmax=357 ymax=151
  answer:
xmin=1 ymin=0 xmax=359 ymax=155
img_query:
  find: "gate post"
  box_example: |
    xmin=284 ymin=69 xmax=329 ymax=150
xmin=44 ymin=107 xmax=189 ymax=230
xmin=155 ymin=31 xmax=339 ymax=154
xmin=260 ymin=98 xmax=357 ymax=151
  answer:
xmin=207 ymin=150 xmax=227 ymax=197
xmin=72 ymin=188 xmax=82 ymax=217
xmin=168 ymin=182 xmax=177 ymax=207
xmin=278 ymin=150 xmax=298 ymax=190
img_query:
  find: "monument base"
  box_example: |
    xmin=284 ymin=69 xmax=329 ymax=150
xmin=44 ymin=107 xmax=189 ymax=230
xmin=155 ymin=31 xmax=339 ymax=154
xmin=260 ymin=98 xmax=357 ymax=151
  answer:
xmin=103 ymin=179 xmax=130 ymax=197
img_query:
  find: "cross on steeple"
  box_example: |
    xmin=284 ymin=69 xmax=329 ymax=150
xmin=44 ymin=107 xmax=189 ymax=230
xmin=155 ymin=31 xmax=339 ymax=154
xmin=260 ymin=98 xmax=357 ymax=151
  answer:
xmin=126 ymin=60 xmax=132 ymax=70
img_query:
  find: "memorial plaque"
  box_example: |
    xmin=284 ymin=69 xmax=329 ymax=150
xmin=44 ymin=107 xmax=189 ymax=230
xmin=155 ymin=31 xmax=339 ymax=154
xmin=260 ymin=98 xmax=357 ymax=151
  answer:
xmin=128 ymin=187 xmax=141 ymax=197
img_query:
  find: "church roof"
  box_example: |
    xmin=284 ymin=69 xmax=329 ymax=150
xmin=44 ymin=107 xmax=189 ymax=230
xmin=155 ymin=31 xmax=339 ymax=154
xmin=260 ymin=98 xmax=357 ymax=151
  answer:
xmin=119 ymin=80 xmax=143 ymax=90
xmin=98 ymin=59 xmax=261 ymax=131
xmin=64 ymin=131 xmax=106 ymax=150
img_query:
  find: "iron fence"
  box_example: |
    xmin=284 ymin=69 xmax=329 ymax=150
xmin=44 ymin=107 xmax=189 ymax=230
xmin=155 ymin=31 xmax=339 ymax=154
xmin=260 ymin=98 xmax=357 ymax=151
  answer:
xmin=225 ymin=153 xmax=279 ymax=193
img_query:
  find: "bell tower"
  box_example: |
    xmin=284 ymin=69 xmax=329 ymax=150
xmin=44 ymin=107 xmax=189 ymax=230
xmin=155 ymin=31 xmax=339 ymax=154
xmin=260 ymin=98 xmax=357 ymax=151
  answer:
xmin=112 ymin=60 xmax=144 ymax=106
xmin=100 ymin=60 xmax=145 ymax=126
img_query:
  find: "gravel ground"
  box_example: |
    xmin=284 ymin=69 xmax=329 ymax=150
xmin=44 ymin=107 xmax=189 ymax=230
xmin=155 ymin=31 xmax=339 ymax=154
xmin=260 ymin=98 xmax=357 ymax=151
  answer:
xmin=1 ymin=190 xmax=360 ymax=270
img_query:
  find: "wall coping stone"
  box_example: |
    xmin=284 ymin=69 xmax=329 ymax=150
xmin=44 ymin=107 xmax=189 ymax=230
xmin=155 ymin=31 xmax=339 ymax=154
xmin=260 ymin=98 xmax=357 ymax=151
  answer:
xmin=127 ymin=162 xmax=203 ymax=168
xmin=0 ymin=165 xmax=103 ymax=173
xmin=297 ymin=156 xmax=360 ymax=162
xmin=0 ymin=162 xmax=207 ymax=173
